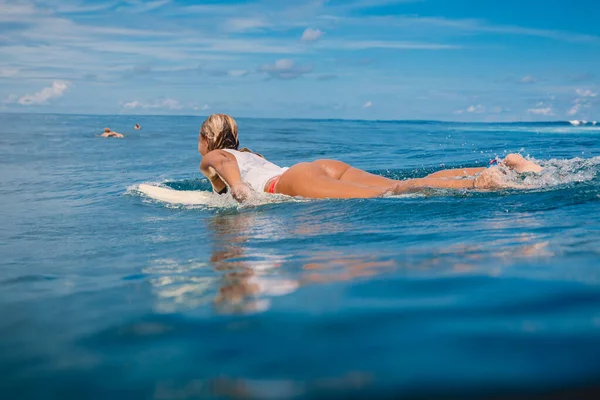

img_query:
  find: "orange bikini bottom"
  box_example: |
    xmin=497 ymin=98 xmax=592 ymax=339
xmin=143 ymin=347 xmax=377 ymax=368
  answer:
xmin=267 ymin=175 xmax=282 ymax=194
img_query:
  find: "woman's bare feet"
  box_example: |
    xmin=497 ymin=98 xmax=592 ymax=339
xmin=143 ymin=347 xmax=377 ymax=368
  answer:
xmin=474 ymin=167 xmax=527 ymax=189
xmin=502 ymin=154 xmax=543 ymax=173
xmin=474 ymin=168 xmax=504 ymax=189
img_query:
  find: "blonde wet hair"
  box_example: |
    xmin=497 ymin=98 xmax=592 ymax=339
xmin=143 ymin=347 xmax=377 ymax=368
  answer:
xmin=199 ymin=114 xmax=262 ymax=157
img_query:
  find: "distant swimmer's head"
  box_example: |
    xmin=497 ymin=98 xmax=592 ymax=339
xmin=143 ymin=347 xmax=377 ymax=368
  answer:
xmin=198 ymin=114 xmax=239 ymax=156
xmin=134 ymin=123 xmax=141 ymax=130
xmin=104 ymin=128 xmax=111 ymax=133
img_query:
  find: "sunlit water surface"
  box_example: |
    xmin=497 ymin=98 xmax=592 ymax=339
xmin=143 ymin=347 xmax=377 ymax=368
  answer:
xmin=1 ymin=114 xmax=600 ymax=399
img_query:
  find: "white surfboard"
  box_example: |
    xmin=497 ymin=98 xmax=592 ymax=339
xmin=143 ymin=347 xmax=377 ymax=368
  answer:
xmin=137 ymin=184 xmax=214 ymax=205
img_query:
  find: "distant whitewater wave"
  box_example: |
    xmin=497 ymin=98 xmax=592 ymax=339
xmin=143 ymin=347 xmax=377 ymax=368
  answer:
xmin=312 ymin=120 xmax=598 ymax=127
xmin=497 ymin=121 xmax=597 ymax=127
xmin=568 ymin=120 xmax=598 ymax=127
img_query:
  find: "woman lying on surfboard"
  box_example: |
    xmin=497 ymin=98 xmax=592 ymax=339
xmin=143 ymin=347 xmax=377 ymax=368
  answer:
xmin=101 ymin=127 xmax=124 ymax=138
xmin=198 ymin=114 xmax=543 ymax=203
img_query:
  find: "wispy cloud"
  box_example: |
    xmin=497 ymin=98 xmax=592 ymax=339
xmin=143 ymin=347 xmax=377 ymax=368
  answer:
xmin=335 ymin=40 xmax=459 ymax=50
xmin=519 ymin=75 xmax=538 ymax=84
xmin=566 ymin=73 xmax=595 ymax=83
xmin=122 ymin=98 xmax=182 ymax=110
xmin=576 ymin=88 xmax=597 ymax=97
xmin=567 ymin=88 xmax=597 ymax=116
xmin=228 ymin=69 xmax=250 ymax=77
xmin=259 ymin=59 xmax=312 ymax=80
xmin=0 ymin=68 xmax=20 ymax=78
xmin=489 ymin=106 xmax=508 ymax=114
xmin=1 ymin=0 xmax=599 ymax=119
xmin=301 ymin=28 xmax=324 ymax=41
xmin=223 ymin=18 xmax=270 ymax=33
xmin=567 ymin=103 xmax=581 ymax=116
xmin=5 ymin=81 xmax=69 ymax=105
xmin=372 ymin=16 xmax=600 ymax=44
xmin=454 ymin=104 xmax=485 ymax=115
xmin=54 ymin=1 xmax=117 ymax=13
xmin=116 ymin=0 xmax=171 ymax=13
xmin=363 ymin=100 xmax=373 ymax=108
xmin=528 ymin=102 xmax=554 ymax=116
xmin=335 ymin=0 xmax=424 ymax=11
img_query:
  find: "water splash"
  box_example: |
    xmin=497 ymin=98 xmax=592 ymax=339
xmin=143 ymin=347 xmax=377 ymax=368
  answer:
xmin=516 ymin=156 xmax=600 ymax=188
xmin=126 ymin=181 xmax=307 ymax=210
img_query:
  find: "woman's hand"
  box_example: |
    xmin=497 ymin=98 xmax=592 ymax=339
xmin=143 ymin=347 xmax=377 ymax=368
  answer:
xmin=231 ymin=183 xmax=254 ymax=203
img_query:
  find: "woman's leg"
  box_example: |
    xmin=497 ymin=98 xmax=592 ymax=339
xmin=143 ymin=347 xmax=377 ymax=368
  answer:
xmin=277 ymin=161 xmax=480 ymax=198
xmin=426 ymin=154 xmax=542 ymax=178
xmin=391 ymin=177 xmax=476 ymax=193
xmin=275 ymin=156 xmax=539 ymax=199
xmin=425 ymin=167 xmax=486 ymax=179
xmin=311 ymin=157 xmax=540 ymax=187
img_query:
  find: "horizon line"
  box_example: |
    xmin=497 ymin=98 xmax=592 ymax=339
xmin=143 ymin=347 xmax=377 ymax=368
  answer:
xmin=0 ymin=111 xmax=594 ymax=125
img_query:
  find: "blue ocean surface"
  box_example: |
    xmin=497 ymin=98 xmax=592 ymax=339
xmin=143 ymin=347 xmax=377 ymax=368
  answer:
xmin=1 ymin=113 xmax=600 ymax=399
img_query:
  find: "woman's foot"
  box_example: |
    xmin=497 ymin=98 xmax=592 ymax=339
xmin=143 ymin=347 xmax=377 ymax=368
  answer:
xmin=502 ymin=154 xmax=543 ymax=173
xmin=474 ymin=168 xmax=504 ymax=189
xmin=474 ymin=167 xmax=527 ymax=189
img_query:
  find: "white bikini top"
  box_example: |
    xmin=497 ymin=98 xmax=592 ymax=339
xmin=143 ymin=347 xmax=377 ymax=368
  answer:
xmin=222 ymin=149 xmax=288 ymax=192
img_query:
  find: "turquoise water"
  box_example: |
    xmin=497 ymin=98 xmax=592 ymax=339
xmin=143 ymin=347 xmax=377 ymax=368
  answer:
xmin=1 ymin=113 xmax=600 ymax=399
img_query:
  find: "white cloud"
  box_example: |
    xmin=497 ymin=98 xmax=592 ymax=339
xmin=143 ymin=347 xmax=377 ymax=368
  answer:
xmin=576 ymin=88 xmax=597 ymax=97
xmin=116 ymin=0 xmax=171 ymax=13
xmin=338 ymin=40 xmax=459 ymax=50
xmin=0 ymin=68 xmax=20 ymax=77
xmin=363 ymin=101 xmax=373 ymax=108
xmin=259 ymin=59 xmax=312 ymax=80
xmin=489 ymin=106 xmax=507 ymax=114
xmin=11 ymin=81 xmax=70 ymax=105
xmin=567 ymin=88 xmax=597 ymax=117
xmin=55 ymin=2 xmax=117 ymax=13
xmin=228 ymin=69 xmax=249 ymax=77
xmin=567 ymin=103 xmax=581 ymax=116
xmin=224 ymin=18 xmax=269 ymax=32
xmin=528 ymin=106 xmax=554 ymax=116
xmin=122 ymin=98 xmax=182 ymax=110
xmin=191 ymin=103 xmax=210 ymax=111
xmin=367 ymin=16 xmax=600 ymax=44
xmin=453 ymin=104 xmax=485 ymax=115
xmin=467 ymin=105 xmax=484 ymax=113
xmin=519 ymin=75 xmax=537 ymax=84
xmin=301 ymin=28 xmax=323 ymax=41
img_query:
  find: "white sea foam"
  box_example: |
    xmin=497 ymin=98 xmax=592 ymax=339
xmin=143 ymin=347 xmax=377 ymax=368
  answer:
xmin=569 ymin=120 xmax=599 ymax=128
xmin=126 ymin=181 xmax=307 ymax=209
xmin=498 ymin=156 xmax=600 ymax=189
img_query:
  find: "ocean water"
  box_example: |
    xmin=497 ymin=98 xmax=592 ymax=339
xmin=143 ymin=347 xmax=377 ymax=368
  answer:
xmin=1 ymin=113 xmax=600 ymax=399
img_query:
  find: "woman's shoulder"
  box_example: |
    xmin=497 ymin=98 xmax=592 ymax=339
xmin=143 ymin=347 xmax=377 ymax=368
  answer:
xmin=207 ymin=149 xmax=236 ymax=156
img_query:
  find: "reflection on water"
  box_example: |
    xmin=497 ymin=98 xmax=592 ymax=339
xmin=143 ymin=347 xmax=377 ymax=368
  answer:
xmin=209 ymin=212 xmax=298 ymax=314
xmin=143 ymin=259 xmax=216 ymax=313
xmin=153 ymin=372 xmax=372 ymax=400
xmin=142 ymin=209 xmax=562 ymax=315
xmin=301 ymin=252 xmax=395 ymax=284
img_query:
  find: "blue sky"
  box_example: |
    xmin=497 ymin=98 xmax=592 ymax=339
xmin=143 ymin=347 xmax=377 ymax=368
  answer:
xmin=0 ymin=0 xmax=599 ymax=121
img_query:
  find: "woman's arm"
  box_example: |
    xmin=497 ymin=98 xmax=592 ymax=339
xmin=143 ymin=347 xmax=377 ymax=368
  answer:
xmin=200 ymin=150 xmax=252 ymax=202
xmin=201 ymin=160 xmax=228 ymax=194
